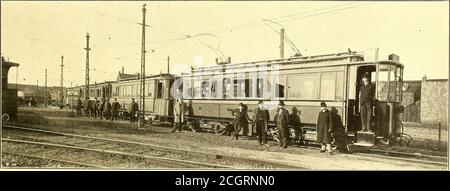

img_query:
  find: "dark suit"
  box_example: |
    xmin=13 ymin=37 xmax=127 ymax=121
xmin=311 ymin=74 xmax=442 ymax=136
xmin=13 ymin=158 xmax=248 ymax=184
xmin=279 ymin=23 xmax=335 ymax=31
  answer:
xmin=317 ymin=109 xmax=332 ymax=144
xmin=111 ymin=102 xmax=121 ymax=121
xmin=232 ymin=109 xmax=250 ymax=140
xmin=129 ymin=102 xmax=139 ymax=122
xmin=289 ymin=112 xmax=303 ymax=142
xmin=253 ymin=107 xmax=270 ymax=144
xmin=274 ymin=108 xmax=289 ymax=148
xmin=360 ymin=83 xmax=374 ymax=131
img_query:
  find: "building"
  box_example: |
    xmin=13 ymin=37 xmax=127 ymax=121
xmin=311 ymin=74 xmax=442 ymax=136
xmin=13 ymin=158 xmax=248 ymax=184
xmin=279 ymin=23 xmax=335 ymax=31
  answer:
xmin=2 ymin=56 xmax=19 ymax=118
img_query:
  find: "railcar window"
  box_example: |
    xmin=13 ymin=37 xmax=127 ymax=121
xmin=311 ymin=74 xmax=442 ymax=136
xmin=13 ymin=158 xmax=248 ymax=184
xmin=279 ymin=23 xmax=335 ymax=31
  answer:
xmin=273 ymin=76 xmax=285 ymax=98
xmin=247 ymin=79 xmax=253 ymax=98
xmin=147 ymin=82 xmax=154 ymax=97
xmin=320 ymin=72 xmax=336 ymax=100
xmin=201 ymin=81 xmax=210 ymax=97
xmin=233 ymin=79 xmax=247 ymax=97
xmin=183 ymin=79 xmax=193 ymax=98
xmin=193 ymin=78 xmax=202 ymax=98
xmin=157 ymin=80 xmax=163 ymax=98
xmin=336 ymin=71 xmax=344 ymax=100
xmin=256 ymin=78 xmax=264 ymax=98
xmin=223 ymin=78 xmax=232 ymax=98
xmin=289 ymin=74 xmax=319 ymax=100
xmin=210 ymin=80 xmax=217 ymax=98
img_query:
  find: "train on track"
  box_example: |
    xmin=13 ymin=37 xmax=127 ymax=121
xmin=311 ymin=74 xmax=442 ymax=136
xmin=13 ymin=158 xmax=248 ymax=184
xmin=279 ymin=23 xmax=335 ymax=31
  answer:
xmin=65 ymin=49 xmax=405 ymax=147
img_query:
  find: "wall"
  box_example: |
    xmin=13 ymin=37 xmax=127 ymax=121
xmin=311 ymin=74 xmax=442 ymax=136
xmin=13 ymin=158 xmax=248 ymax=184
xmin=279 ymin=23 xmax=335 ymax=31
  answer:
xmin=420 ymin=79 xmax=448 ymax=125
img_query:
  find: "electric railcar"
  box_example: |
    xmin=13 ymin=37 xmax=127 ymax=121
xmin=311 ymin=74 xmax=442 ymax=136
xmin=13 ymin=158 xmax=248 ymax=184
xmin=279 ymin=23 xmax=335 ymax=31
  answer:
xmin=176 ymin=50 xmax=404 ymax=146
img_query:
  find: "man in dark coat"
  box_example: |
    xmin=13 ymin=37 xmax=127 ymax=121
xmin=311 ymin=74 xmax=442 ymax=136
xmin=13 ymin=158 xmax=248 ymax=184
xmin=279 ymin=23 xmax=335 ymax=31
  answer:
xmin=231 ymin=103 xmax=251 ymax=140
xmin=129 ymin=98 xmax=139 ymax=123
xmin=253 ymin=101 xmax=270 ymax=146
xmin=274 ymin=101 xmax=289 ymax=148
xmin=89 ymin=100 xmax=96 ymax=118
xmin=97 ymin=99 xmax=103 ymax=120
xmin=330 ymin=107 xmax=348 ymax=153
xmin=93 ymin=97 xmax=99 ymax=119
xmin=76 ymin=97 xmax=83 ymax=116
xmin=111 ymin=98 xmax=121 ymax=121
xmin=104 ymin=99 xmax=112 ymax=120
xmin=289 ymin=107 xmax=303 ymax=145
xmin=359 ymin=75 xmax=374 ymax=131
xmin=317 ymin=101 xmax=333 ymax=154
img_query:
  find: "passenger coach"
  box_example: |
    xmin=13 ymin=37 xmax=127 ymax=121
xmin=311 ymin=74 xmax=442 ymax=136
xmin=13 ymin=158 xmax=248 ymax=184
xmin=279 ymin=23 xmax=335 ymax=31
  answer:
xmin=175 ymin=50 xmax=404 ymax=146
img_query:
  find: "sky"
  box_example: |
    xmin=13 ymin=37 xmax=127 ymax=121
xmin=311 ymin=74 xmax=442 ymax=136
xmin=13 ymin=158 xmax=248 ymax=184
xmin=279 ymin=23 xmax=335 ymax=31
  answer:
xmin=1 ymin=1 xmax=449 ymax=87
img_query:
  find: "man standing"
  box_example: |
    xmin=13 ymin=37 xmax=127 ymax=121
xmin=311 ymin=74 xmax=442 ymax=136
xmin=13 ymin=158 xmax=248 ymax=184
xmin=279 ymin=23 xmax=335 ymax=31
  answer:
xmin=274 ymin=101 xmax=289 ymax=148
xmin=253 ymin=101 xmax=270 ymax=146
xmin=104 ymin=99 xmax=112 ymax=120
xmin=330 ymin=106 xmax=348 ymax=153
xmin=289 ymin=107 xmax=303 ymax=145
xmin=172 ymin=98 xmax=187 ymax=132
xmin=231 ymin=103 xmax=251 ymax=141
xmin=97 ymin=99 xmax=103 ymax=120
xmin=359 ymin=75 xmax=374 ymax=131
xmin=76 ymin=97 xmax=83 ymax=116
xmin=93 ymin=97 xmax=99 ymax=119
xmin=111 ymin=98 xmax=121 ymax=121
xmin=317 ymin=102 xmax=333 ymax=155
xmin=129 ymin=98 xmax=139 ymax=123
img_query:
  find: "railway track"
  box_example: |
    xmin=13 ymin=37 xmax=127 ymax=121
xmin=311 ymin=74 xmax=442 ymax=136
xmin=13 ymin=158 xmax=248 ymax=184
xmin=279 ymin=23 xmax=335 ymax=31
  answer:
xmin=2 ymin=151 xmax=104 ymax=168
xmin=2 ymin=124 xmax=297 ymax=169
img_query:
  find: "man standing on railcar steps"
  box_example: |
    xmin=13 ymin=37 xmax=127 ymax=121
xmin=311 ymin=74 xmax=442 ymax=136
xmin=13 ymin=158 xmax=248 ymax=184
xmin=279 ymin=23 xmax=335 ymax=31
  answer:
xmin=253 ymin=100 xmax=270 ymax=146
xmin=359 ymin=74 xmax=375 ymax=132
xmin=172 ymin=98 xmax=187 ymax=132
xmin=231 ymin=103 xmax=251 ymax=141
xmin=274 ymin=101 xmax=289 ymax=148
xmin=130 ymin=98 xmax=139 ymax=123
xmin=317 ymin=101 xmax=333 ymax=155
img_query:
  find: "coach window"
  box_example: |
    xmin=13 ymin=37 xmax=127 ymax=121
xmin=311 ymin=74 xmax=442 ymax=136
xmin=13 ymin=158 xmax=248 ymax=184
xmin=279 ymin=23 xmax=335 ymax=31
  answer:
xmin=223 ymin=78 xmax=232 ymax=98
xmin=210 ymin=80 xmax=217 ymax=98
xmin=147 ymin=82 xmax=154 ymax=97
xmin=273 ymin=76 xmax=285 ymax=98
xmin=320 ymin=72 xmax=336 ymax=100
xmin=201 ymin=81 xmax=210 ymax=98
xmin=256 ymin=78 xmax=264 ymax=98
xmin=336 ymin=71 xmax=344 ymax=100
xmin=183 ymin=78 xmax=193 ymax=99
xmin=157 ymin=80 xmax=163 ymax=98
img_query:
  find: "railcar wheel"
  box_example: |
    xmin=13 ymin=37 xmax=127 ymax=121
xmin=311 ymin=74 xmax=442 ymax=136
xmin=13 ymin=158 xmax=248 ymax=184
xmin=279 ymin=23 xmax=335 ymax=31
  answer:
xmin=2 ymin=114 xmax=10 ymax=121
xmin=187 ymin=122 xmax=197 ymax=133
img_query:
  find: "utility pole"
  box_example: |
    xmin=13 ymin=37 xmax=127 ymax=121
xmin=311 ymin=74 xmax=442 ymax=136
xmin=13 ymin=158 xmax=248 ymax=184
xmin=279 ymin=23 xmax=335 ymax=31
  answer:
xmin=60 ymin=55 xmax=64 ymax=107
xmin=280 ymin=28 xmax=285 ymax=58
xmin=44 ymin=69 xmax=47 ymax=107
xmin=85 ymin=33 xmax=91 ymax=103
xmin=167 ymin=56 xmax=170 ymax=74
xmin=138 ymin=4 xmax=147 ymax=129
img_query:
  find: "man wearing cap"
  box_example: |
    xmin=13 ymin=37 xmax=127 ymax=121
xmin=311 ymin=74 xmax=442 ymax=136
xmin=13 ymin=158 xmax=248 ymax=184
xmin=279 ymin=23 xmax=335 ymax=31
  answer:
xmin=317 ymin=101 xmax=333 ymax=154
xmin=231 ymin=103 xmax=251 ymax=140
xmin=274 ymin=101 xmax=289 ymax=148
xmin=253 ymin=101 xmax=270 ymax=146
xmin=359 ymin=75 xmax=375 ymax=131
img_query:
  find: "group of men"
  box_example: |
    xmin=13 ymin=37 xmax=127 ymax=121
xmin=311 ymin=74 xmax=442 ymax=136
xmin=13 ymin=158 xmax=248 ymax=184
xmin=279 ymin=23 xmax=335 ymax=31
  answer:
xmin=75 ymin=97 xmax=139 ymax=122
xmin=230 ymin=100 xmax=348 ymax=155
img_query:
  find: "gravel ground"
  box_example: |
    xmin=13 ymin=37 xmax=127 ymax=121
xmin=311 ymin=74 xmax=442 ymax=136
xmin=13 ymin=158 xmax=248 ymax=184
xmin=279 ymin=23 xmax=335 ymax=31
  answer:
xmin=2 ymin=109 xmax=448 ymax=170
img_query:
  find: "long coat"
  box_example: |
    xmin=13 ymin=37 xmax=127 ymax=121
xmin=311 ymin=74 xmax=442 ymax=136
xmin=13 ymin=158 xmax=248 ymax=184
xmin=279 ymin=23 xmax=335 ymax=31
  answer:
xmin=274 ymin=108 xmax=289 ymax=130
xmin=174 ymin=101 xmax=187 ymax=123
xmin=233 ymin=109 xmax=250 ymax=128
xmin=253 ymin=107 xmax=270 ymax=131
xmin=317 ymin=109 xmax=333 ymax=144
xmin=112 ymin=102 xmax=121 ymax=116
